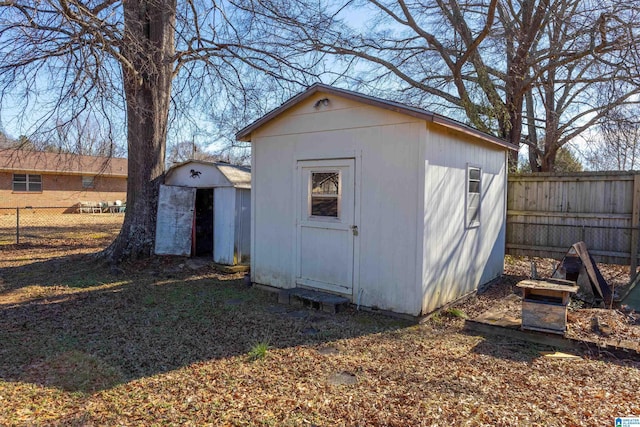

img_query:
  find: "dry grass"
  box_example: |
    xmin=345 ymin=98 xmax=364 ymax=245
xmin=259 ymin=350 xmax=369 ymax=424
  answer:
xmin=1 ymin=241 xmax=639 ymax=425
xmin=0 ymin=211 xmax=123 ymax=250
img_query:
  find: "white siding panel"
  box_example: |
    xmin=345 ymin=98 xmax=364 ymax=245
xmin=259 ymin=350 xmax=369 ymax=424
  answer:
xmin=421 ymin=125 xmax=506 ymax=313
xmin=254 ymin=94 xmax=420 ymax=139
xmin=213 ymin=187 xmax=236 ymax=265
xmin=252 ymin=137 xmax=297 ymax=287
xmin=253 ymin=117 xmax=424 ymax=314
xmin=355 ymin=124 xmax=423 ymax=315
xmin=235 ymin=188 xmax=251 ymax=264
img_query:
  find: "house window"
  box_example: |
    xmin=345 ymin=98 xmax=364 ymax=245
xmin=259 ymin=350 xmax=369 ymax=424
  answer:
xmin=466 ymin=166 xmax=481 ymax=227
xmin=12 ymin=174 xmax=42 ymax=192
xmin=310 ymin=171 xmax=340 ymax=217
xmin=82 ymin=176 xmax=95 ymax=189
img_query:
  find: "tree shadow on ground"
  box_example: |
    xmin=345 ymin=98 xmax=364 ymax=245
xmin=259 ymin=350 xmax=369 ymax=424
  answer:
xmin=0 ymin=255 xmax=412 ymax=393
xmin=466 ymin=331 xmax=552 ymax=363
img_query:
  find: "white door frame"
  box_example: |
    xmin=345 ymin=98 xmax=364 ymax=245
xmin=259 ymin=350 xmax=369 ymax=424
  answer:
xmin=294 ymin=157 xmax=359 ymax=296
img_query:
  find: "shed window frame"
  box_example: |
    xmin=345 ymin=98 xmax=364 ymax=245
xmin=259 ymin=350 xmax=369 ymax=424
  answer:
xmin=82 ymin=175 xmax=95 ymax=189
xmin=12 ymin=173 xmax=42 ymax=193
xmin=308 ymin=169 xmax=341 ymax=219
xmin=466 ymin=164 xmax=481 ymax=228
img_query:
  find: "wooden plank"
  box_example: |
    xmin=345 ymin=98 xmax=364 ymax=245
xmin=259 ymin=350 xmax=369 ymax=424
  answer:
xmin=465 ymin=319 xmax=640 ymax=358
xmin=505 ymin=243 xmax=631 ymax=259
xmin=507 ymin=210 xmax=632 ymax=220
xmin=630 ymin=174 xmax=640 ymax=275
xmin=464 ymin=319 xmax=581 ymax=350
xmin=516 ymin=279 xmax=578 ymax=293
xmin=521 ymin=300 xmax=567 ymax=334
xmin=571 ymin=241 xmax=613 ymax=305
xmin=509 ymin=173 xmax=634 ymax=182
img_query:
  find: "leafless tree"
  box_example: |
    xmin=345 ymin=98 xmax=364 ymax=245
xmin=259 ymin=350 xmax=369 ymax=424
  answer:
xmin=521 ymin=1 xmax=640 ymax=171
xmin=261 ymin=0 xmax=640 ymax=171
xmin=0 ymin=129 xmax=13 ymax=148
xmin=45 ymin=116 xmax=125 ymax=157
xmin=0 ymin=0 xmax=320 ymax=260
xmin=166 ymin=140 xmax=221 ymax=166
xmin=583 ymin=106 xmax=640 ymax=171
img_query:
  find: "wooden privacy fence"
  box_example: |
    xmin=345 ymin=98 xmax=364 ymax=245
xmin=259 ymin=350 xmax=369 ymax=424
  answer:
xmin=506 ymin=171 xmax=640 ymax=273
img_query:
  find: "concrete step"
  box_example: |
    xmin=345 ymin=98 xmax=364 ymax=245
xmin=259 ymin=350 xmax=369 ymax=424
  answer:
xmin=278 ymin=288 xmax=350 ymax=314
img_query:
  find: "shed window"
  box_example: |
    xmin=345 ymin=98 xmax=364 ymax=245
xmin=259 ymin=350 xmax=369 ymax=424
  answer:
xmin=82 ymin=176 xmax=95 ymax=189
xmin=466 ymin=166 xmax=481 ymax=227
xmin=310 ymin=171 xmax=340 ymax=217
xmin=12 ymin=174 xmax=42 ymax=192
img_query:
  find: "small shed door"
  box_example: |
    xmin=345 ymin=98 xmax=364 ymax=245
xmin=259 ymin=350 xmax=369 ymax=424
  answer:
xmin=296 ymin=159 xmax=356 ymax=295
xmin=154 ymin=184 xmax=196 ymax=256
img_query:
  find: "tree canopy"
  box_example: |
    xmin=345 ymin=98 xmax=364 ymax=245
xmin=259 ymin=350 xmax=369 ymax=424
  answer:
xmin=263 ymin=0 xmax=640 ymax=171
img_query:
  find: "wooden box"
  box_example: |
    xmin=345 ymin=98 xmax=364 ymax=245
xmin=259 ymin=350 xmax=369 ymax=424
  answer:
xmin=517 ymin=279 xmax=579 ymax=335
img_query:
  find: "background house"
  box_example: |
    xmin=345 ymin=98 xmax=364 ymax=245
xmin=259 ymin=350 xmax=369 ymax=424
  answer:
xmin=237 ymin=83 xmax=517 ymax=316
xmin=0 ymin=149 xmax=127 ymax=210
xmin=154 ymin=160 xmax=251 ymax=265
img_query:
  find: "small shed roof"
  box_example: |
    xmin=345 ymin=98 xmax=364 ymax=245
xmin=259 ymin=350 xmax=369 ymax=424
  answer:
xmin=236 ymin=83 xmax=517 ymax=151
xmin=165 ymin=160 xmax=251 ymax=189
xmin=0 ymin=149 xmax=128 ymax=177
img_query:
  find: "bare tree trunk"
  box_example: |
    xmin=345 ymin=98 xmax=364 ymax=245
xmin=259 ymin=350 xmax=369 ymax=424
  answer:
xmin=105 ymin=0 xmax=176 ymax=261
xmin=505 ymin=89 xmax=523 ymax=170
xmin=525 ymin=89 xmax=540 ymax=172
xmin=540 ymin=144 xmax=559 ymax=172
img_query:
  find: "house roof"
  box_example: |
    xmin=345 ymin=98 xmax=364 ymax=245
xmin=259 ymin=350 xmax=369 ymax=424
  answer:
xmin=166 ymin=160 xmax=251 ymax=189
xmin=0 ymin=149 xmax=128 ymax=177
xmin=236 ymin=83 xmax=518 ymax=151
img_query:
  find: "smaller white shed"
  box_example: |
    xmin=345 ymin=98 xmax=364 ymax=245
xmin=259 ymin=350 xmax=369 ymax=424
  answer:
xmin=154 ymin=160 xmax=251 ymax=265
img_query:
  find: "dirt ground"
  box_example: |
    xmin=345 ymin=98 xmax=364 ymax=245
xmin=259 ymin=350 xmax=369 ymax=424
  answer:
xmin=0 ymin=211 xmax=123 ymax=248
xmin=1 ymin=238 xmax=639 ymax=425
xmin=455 ymin=255 xmax=640 ymax=350
xmin=0 ymin=213 xmax=123 ymax=265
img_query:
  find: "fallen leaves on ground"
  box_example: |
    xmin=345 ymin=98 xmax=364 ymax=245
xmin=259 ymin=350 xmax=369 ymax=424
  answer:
xmin=457 ymin=255 xmax=640 ymax=347
xmin=0 ymin=246 xmax=639 ymax=426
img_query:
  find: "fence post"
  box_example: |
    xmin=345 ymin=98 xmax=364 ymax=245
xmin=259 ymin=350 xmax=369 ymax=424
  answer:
xmin=16 ymin=207 xmax=19 ymax=245
xmin=630 ymin=174 xmax=640 ymax=277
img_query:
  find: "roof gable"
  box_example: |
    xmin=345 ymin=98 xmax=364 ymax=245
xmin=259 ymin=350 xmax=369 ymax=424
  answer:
xmin=236 ymin=83 xmax=517 ymax=151
xmin=165 ymin=160 xmax=251 ymax=189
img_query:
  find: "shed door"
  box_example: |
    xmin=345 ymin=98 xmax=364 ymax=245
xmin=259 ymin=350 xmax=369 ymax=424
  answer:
xmin=154 ymin=184 xmax=196 ymax=256
xmin=296 ymin=159 xmax=356 ymax=295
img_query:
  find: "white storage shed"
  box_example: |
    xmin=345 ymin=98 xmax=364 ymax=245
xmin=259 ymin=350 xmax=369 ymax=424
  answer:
xmin=154 ymin=160 xmax=251 ymax=265
xmin=237 ymin=84 xmax=517 ymax=316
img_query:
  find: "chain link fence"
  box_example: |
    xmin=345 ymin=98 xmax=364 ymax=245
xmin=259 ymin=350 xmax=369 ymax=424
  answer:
xmin=0 ymin=207 xmax=124 ymax=248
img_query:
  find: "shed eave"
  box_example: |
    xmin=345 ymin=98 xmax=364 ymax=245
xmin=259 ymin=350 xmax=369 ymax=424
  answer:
xmin=431 ymin=115 xmax=518 ymax=151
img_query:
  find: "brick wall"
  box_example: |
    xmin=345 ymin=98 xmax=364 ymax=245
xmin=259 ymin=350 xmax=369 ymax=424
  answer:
xmin=0 ymin=172 xmax=127 ymax=210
